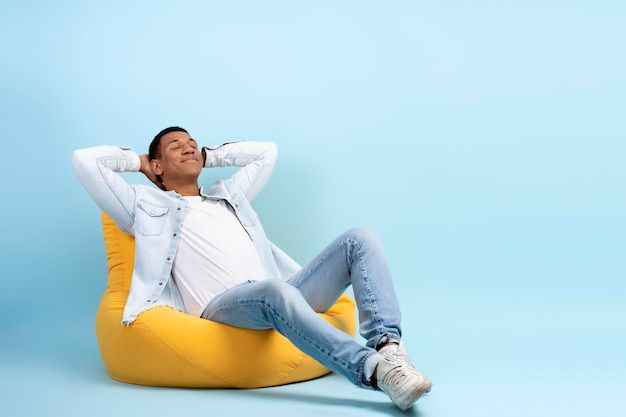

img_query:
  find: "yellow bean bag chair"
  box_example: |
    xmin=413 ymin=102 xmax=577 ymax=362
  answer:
xmin=95 ymin=212 xmax=357 ymax=388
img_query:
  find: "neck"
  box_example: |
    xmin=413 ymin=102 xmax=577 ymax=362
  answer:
xmin=163 ymin=179 xmax=200 ymax=196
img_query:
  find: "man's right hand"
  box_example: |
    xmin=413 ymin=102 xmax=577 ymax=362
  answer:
xmin=139 ymin=154 xmax=165 ymax=190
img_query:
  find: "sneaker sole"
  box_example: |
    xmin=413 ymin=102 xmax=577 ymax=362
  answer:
xmin=396 ymin=378 xmax=433 ymax=411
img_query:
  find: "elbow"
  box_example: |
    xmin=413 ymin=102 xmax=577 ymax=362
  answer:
xmin=266 ymin=141 xmax=278 ymax=161
xmin=71 ymin=149 xmax=84 ymax=174
xmin=71 ymin=148 xmax=92 ymax=178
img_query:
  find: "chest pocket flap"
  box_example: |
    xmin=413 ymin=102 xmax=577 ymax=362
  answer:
xmin=135 ymin=200 xmax=169 ymax=236
xmin=138 ymin=200 xmax=169 ymax=216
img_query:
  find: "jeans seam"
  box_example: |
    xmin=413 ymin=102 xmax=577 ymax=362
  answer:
xmin=349 ymin=238 xmax=386 ymax=342
xmin=265 ymin=301 xmax=355 ymax=372
xmin=211 ymin=299 xmax=359 ymax=381
xmin=212 ymin=298 xmax=265 ymax=313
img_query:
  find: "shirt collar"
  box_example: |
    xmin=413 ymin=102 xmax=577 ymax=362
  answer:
xmin=164 ymin=187 xmax=208 ymax=199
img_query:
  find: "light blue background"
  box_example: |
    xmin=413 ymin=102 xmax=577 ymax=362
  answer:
xmin=1 ymin=1 xmax=624 ymax=416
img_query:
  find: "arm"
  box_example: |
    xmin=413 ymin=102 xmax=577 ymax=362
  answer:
xmin=201 ymin=141 xmax=278 ymax=203
xmin=72 ymin=145 xmax=140 ymax=234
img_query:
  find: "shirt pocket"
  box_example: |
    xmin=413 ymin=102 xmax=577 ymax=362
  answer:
xmin=135 ymin=199 xmax=169 ymax=236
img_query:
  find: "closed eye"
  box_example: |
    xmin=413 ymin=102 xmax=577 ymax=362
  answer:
xmin=169 ymin=138 xmax=197 ymax=150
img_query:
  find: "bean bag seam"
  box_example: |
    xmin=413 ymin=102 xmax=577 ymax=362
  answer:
xmin=138 ymin=305 xmax=240 ymax=387
xmin=262 ymin=300 xmax=352 ymax=370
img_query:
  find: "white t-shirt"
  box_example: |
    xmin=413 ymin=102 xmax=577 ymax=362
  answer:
xmin=172 ymin=196 xmax=269 ymax=317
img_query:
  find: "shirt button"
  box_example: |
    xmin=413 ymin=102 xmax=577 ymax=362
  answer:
xmin=173 ymin=233 xmax=177 ymax=236
xmin=159 ymin=282 xmax=163 ymax=286
xmin=167 ymin=257 xmax=171 ymax=261
xmin=147 ymin=299 xmax=151 ymax=302
xmin=177 ymin=207 xmax=181 ymax=211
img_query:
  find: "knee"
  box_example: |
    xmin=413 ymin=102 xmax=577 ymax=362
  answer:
xmin=257 ymin=279 xmax=300 ymax=306
xmin=344 ymin=226 xmax=382 ymax=248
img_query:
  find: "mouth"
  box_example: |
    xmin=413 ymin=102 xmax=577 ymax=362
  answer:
xmin=181 ymin=158 xmax=200 ymax=164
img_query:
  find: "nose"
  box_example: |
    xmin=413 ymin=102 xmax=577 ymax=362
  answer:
xmin=182 ymin=142 xmax=196 ymax=154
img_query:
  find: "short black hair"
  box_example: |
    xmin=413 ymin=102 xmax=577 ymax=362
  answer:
xmin=149 ymin=126 xmax=189 ymax=160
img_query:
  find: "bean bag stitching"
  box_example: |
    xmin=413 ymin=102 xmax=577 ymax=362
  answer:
xmin=137 ymin=306 xmax=240 ymax=387
xmin=259 ymin=306 xmax=347 ymax=381
xmin=276 ymin=318 xmax=340 ymax=380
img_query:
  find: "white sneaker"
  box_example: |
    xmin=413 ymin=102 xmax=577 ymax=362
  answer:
xmin=375 ymin=349 xmax=432 ymax=410
xmin=381 ymin=341 xmax=426 ymax=379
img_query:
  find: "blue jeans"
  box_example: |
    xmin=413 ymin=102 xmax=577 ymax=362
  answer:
xmin=200 ymin=227 xmax=402 ymax=390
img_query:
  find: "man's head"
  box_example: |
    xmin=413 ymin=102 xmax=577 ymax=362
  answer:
xmin=148 ymin=126 xmax=203 ymax=189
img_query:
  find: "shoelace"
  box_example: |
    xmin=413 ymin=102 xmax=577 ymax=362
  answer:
xmin=379 ymin=345 xmax=416 ymax=372
xmin=380 ymin=359 xmax=410 ymax=391
xmin=391 ymin=350 xmax=420 ymax=375
xmin=384 ymin=350 xmax=430 ymax=391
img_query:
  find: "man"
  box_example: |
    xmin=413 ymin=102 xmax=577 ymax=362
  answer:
xmin=72 ymin=126 xmax=433 ymax=410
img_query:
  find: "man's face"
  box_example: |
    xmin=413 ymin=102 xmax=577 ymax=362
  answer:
xmin=151 ymin=131 xmax=203 ymax=184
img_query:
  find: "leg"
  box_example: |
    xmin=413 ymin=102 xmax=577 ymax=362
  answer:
xmin=201 ymin=278 xmax=378 ymax=389
xmin=286 ymin=226 xmax=403 ymax=351
xmin=286 ymin=226 xmax=403 ymax=388
xmin=201 ymin=226 xmax=403 ymax=390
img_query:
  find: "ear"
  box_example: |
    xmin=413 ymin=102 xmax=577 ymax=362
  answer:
xmin=151 ymin=159 xmax=163 ymax=176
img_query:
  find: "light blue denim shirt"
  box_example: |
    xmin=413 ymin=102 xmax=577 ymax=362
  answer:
xmin=72 ymin=141 xmax=302 ymax=326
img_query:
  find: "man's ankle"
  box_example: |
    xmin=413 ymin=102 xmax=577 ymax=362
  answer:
xmin=370 ymin=341 xmax=400 ymax=388
xmin=376 ymin=341 xmax=399 ymax=351
xmin=371 ymin=365 xmax=378 ymax=388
